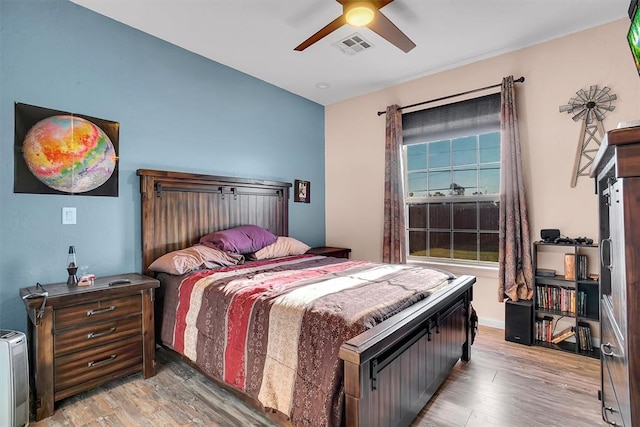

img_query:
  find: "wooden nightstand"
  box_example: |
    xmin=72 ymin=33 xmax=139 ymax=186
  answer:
xmin=20 ymin=273 xmax=159 ymax=421
xmin=306 ymin=246 xmax=351 ymax=259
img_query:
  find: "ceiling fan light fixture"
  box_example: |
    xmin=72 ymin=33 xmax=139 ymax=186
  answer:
xmin=344 ymin=2 xmax=375 ymax=27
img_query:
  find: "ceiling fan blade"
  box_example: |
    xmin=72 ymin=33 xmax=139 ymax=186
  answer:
xmin=367 ymin=10 xmax=416 ymax=53
xmin=294 ymin=15 xmax=346 ymax=51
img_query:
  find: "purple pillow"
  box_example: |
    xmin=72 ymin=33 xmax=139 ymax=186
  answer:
xmin=199 ymin=225 xmax=277 ymax=254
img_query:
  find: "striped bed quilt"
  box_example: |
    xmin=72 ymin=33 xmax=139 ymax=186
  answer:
xmin=159 ymin=254 xmax=454 ymax=426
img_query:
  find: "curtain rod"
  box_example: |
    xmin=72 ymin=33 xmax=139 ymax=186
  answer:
xmin=377 ymin=76 xmax=525 ymax=116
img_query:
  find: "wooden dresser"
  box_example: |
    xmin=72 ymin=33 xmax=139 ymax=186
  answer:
xmin=20 ymin=273 xmax=159 ymax=421
xmin=590 ymin=125 xmax=640 ymax=426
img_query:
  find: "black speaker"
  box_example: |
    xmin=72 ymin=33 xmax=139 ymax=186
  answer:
xmin=505 ymin=299 xmax=533 ymax=345
xmin=540 ymin=229 xmax=560 ymax=243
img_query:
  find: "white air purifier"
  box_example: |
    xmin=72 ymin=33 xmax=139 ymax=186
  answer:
xmin=0 ymin=330 xmax=29 ymax=427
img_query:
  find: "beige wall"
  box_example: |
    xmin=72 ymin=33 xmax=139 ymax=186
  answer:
xmin=325 ymin=19 xmax=640 ymax=328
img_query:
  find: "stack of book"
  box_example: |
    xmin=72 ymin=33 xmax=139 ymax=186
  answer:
xmin=535 ymin=285 xmax=576 ymax=314
xmin=577 ymin=291 xmax=588 ymax=317
xmin=551 ymin=326 xmax=575 ymax=344
xmin=576 ymin=322 xmax=593 ymax=352
xmin=535 ymin=316 xmax=554 ymax=342
xmin=564 ymin=253 xmax=588 ymax=280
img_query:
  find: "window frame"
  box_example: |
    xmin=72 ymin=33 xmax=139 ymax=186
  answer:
xmin=403 ymin=132 xmax=501 ymax=265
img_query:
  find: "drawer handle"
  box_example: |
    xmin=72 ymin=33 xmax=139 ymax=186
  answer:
xmin=87 ymin=327 xmax=116 ymax=339
xmin=601 ymin=342 xmax=614 ymax=357
xmin=600 ymin=238 xmax=613 ymax=269
xmin=602 ymin=405 xmax=619 ymax=425
xmin=86 ymin=305 xmax=116 ymax=316
xmin=88 ymin=354 xmax=117 ymax=368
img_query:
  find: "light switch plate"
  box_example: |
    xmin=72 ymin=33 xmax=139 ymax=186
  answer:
xmin=62 ymin=207 xmax=76 ymax=225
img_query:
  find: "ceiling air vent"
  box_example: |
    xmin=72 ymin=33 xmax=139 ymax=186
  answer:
xmin=333 ymin=33 xmax=373 ymax=55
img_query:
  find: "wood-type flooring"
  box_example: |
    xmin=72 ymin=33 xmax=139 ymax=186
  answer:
xmin=31 ymin=326 xmax=605 ymax=426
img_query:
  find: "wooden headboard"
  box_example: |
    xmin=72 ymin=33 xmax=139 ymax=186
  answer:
xmin=137 ymin=169 xmax=291 ymax=273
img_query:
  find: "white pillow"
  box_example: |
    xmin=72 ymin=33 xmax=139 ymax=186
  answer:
xmin=149 ymin=244 xmax=244 ymax=275
xmin=254 ymin=237 xmax=311 ymax=260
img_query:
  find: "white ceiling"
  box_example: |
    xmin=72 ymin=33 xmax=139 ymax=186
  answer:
xmin=70 ymin=0 xmax=630 ymax=106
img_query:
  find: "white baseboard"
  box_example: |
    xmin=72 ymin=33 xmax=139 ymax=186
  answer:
xmin=479 ymin=317 xmax=504 ymax=329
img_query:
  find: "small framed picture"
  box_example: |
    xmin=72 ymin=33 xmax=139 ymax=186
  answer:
xmin=294 ymin=179 xmax=310 ymax=203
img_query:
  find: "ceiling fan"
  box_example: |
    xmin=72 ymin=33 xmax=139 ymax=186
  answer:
xmin=294 ymin=0 xmax=416 ymax=53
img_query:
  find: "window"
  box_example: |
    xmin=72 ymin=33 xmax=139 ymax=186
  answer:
xmin=402 ymin=93 xmax=501 ymax=263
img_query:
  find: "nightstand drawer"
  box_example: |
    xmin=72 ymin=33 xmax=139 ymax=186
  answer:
xmin=54 ymin=315 xmax=142 ymax=356
xmin=55 ymin=335 xmax=143 ymax=396
xmin=55 ymin=295 xmax=141 ymax=330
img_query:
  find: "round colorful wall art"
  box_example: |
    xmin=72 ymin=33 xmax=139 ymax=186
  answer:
xmin=22 ymin=115 xmax=117 ymax=193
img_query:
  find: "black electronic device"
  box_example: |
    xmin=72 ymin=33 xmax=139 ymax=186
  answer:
xmin=540 ymin=229 xmax=560 ymax=243
xmin=554 ymin=237 xmax=576 ymax=244
xmin=505 ymin=299 xmax=533 ymax=346
xmin=574 ymin=237 xmax=594 ymax=245
xmin=536 ymin=268 xmax=556 ymax=277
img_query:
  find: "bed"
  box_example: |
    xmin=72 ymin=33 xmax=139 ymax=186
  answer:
xmin=138 ymin=169 xmax=476 ymax=427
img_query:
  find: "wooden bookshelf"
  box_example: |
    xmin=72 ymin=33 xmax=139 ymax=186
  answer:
xmin=532 ymin=241 xmax=599 ymax=359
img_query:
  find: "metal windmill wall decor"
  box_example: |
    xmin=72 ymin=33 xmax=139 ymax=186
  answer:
xmin=559 ymin=85 xmax=616 ymax=187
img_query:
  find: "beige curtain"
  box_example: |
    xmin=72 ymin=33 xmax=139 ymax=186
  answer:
xmin=498 ymin=76 xmax=533 ymax=302
xmin=383 ymin=104 xmax=406 ymax=264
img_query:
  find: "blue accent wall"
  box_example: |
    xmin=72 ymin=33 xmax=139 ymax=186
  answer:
xmin=0 ymin=0 xmax=325 ymax=332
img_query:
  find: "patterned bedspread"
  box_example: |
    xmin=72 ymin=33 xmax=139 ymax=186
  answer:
xmin=159 ymin=255 xmax=454 ymax=426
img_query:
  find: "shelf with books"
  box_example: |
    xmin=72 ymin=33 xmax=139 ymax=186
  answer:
xmin=534 ymin=339 xmax=600 ymax=359
xmin=535 ymin=284 xmax=577 ymax=315
xmin=536 ymin=308 xmax=574 ymax=318
xmin=575 ymin=321 xmax=599 ymax=358
xmin=578 ymin=283 xmax=599 ymax=321
xmin=532 ymin=241 xmax=600 ymax=358
xmin=533 ymin=316 xmax=600 ymax=359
